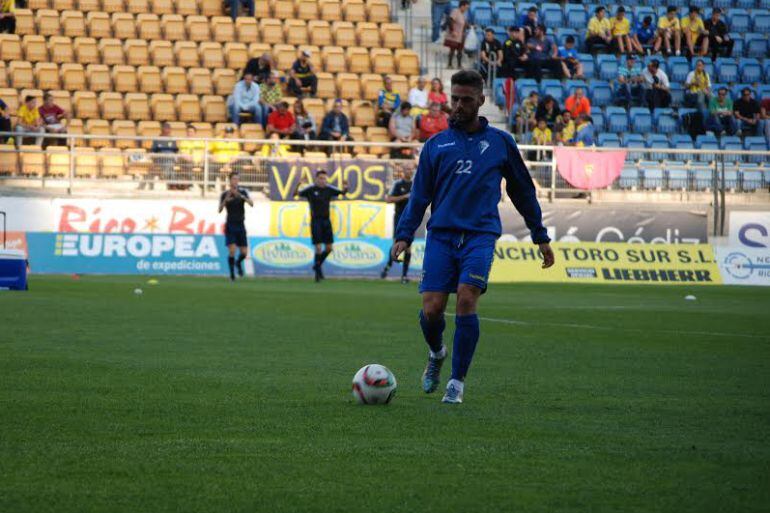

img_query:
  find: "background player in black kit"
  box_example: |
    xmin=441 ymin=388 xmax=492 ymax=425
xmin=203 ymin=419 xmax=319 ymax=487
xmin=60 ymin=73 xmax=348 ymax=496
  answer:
xmin=294 ymin=171 xmax=348 ymax=282
xmin=218 ymin=172 xmax=253 ymax=281
xmin=380 ymin=167 xmax=413 ymax=283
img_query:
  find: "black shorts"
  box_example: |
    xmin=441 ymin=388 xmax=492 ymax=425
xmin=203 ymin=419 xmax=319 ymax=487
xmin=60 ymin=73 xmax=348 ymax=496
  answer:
xmin=311 ymin=218 xmax=334 ymax=245
xmin=225 ymin=224 xmax=248 ymax=247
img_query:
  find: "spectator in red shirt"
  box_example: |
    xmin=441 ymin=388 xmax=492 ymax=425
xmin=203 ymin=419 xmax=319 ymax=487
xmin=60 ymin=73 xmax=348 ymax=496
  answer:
xmin=418 ymin=102 xmax=449 ymax=141
xmin=38 ymin=93 xmax=68 ymax=138
xmin=564 ymin=87 xmax=591 ymax=119
xmin=266 ymin=101 xmax=295 ymax=139
xmin=428 ymin=78 xmax=449 ymax=113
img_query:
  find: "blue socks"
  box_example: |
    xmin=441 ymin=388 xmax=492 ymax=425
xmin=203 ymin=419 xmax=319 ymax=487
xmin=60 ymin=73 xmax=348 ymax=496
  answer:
xmin=419 ymin=310 xmax=445 ymax=354
xmin=451 ymin=314 xmax=480 ymax=381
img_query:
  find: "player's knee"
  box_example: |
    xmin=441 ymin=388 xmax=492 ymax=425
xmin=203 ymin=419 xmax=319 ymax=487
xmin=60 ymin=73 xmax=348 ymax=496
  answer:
xmin=422 ymin=297 xmax=445 ymax=319
xmin=456 ymin=289 xmax=480 ymax=315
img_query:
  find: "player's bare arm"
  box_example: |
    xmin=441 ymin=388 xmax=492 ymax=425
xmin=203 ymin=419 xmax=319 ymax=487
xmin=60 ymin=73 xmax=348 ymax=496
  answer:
xmin=539 ymin=242 xmax=555 ymax=268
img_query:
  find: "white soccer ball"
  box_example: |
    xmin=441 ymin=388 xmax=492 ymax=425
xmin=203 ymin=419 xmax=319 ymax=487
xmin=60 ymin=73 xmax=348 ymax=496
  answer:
xmin=351 ymin=364 xmax=397 ymax=405
xmin=134 ymin=288 xmax=143 ymax=295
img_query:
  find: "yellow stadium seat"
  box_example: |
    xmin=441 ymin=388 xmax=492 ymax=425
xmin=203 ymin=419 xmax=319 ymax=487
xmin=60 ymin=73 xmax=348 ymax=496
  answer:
xmin=49 ymin=90 xmax=72 ymax=114
xmin=21 ymin=146 xmax=46 ymax=177
xmin=112 ymin=65 xmax=137 ymax=93
xmin=186 ymin=16 xmax=211 ymax=42
xmin=381 ymin=23 xmax=405 ymax=49
xmin=351 ymin=100 xmax=375 ymax=127
xmin=175 ymin=0 xmax=198 ymax=16
xmin=149 ymin=40 xmax=175 ymax=67
xmin=53 ymin=0 xmax=75 ymax=8
xmin=360 ymin=73 xmax=382 ymax=101
xmin=99 ymin=148 xmax=126 ymax=177
xmin=390 ymin=74 xmax=409 ymax=96
xmin=239 ymin=123 xmax=263 ymax=152
xmin=136 ymin=66 xmax=162 ymax=94
xmin=23 ymin=35 xmax=49 ymax=63
xmin=20 ymin=88 xmax=44 ymax=104
xmin=395 ymin=49 xmax=420 ymax=76
xmin=272 ymin=45 xmax=297 ymax=72
xmin=247 ymin=42 xmax=272 ymax=59
xmin=188 ymin=68 xmax=213 ymax=95
xmin=36 ymin=9 xmax=61 ymax=37
xmin=86 ymin=64 xmax=112 ymax=92
xmin=112 ymin=120 xmax=137 ymax=149
xmin=284 ymin=19 xmax=308 ymax=46
xmin=212 ymin=68 xmax=236 ymax=96
xmin=61 ymin=10 xmax=86 ymax=38
xmin=73 ymin=37 xmax=99 ymax=65
xmin=66 ymin=118 xmax=84 ymax=138
xmin=332 ymin=21 xmax=356 ymax=47
xmin=102 ymin=0 xmax=125 ymax=14
xmin=74 ymin=148 xmax=98 ymax=178
xmin=0 ymin=62 xmax=7 ymax=88
xmin=199 ymin=42 xmax=225 ymax=69
xmin=365 ymin=126 xmax=390 ymax=155
xmin=150 ymin=94 xmax=176 ymax=121
xmin=111 ymin=13 xmax=136 ymax=39
xmin=99 ymin=38 xmax=125 ymax=66
xmin=46 ymin=146 xmax=70 ymax=178
xmin=124 ymin=92 xmax=150 ymax=121
xmin=357 ymin=22 xmax=380 ymax=47
xmin=161 ymin=14 xmax=186 ymax=41
xmin=343 ymin=0 xmax=366 ymax=22
xmin=201 ymin=0 xmax=223 ymax=16
xmin=211 ymin=16 xmax=235 ymax=43
xmin=124 ymin=39 xmax=149 ymax=67
xmin=308 ymin=20 xmax=332 ymax=47
xmin=29 ymin=0 xmax=50 ymax=9
xmin=348 ymin=126 xmax=365 ymax=151
xmin=126 ymin=0 xmax=149 ymax=15
xmin=137 ymin=14 xmax=162 ymax=41
xmin=0 ymin=144 xmax=19 ymax=175
xmin=73 ymin=91 xmax=99 ymax=119
xmin=0 ymin=35 xmax=22 ymax=61
xmin=319 ymin=0 xmax=342 ymax=21
xmin=201 ymin=95 xmax=227 ymax=123
xmin=328 ymin=98 xmax=351 ymax=118
xmin=336 ymin=73 xmax=360 ymax=100
xmin=49 ymin=36 xmax=75 ymax=64
xmin=162 ymin=67 xmax=188 ymax=94
xmin=235 ymin=18 xmax=257 ymax=44
xmin=151 ymin=0 xmax=174 ymax=15
xmin=14 ymin=10 xmax=35 ymax=36
xmin=86 ymin=11 xmax=112 ymax=39
xmin=77 ymin=0 xmax=100 ymax=10
xmin=0 ymin=88 xmax=18 ymax=114
xmin=9 ymin=61 xmax=35 ymax=90
xmin=345 ymin=46 xmax=370 ymax=74
xmin=259 ymin=18 xmax=284 ymax=45
xmin=137 ymin=120 xmax=161 ymax=149
xmin=224 ymin=42 xmax=248 ymax=71
xmin=98 ymin=92 xmax=125 ymax=121
xmin=189 ymin=122 xmax=212 ymax=138
xmin=303 ymin=98 xmax=326 ymax=125
xmin=367 ymin=0 xmax=390 ymax=23
xmin=294 ymin=0 xmax=316 ymax=20
xmin=370 ymin=48 xmax=394 ymax=74
xmin=61 ymin=63 xmax=86 ymax=91
xmin=176 ymin=94 xmax=202 ymax=123
xmin=34 ymin=62 xmax=61 ymax=90
xmin=322 ymin=46 xmax=347 ymax=74
xmin=272 ymin=0 xmax=295 ymax=18
xmin=85 ymin=120 xmax=112 ymax=148
xmin=174 ymin=41 xmax=199 ymax=68
xmin=253 ymin=0 xmax=270 ymax=17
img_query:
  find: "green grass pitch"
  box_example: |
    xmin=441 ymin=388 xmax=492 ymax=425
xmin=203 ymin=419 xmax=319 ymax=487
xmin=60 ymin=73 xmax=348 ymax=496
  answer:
xmin=1 ymin=276 xmax=769 ymax=513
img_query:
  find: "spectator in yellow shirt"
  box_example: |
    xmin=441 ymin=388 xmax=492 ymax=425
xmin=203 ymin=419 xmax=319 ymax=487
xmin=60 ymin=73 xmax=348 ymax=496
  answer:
xmin=555 ymin=110 xmax=576 ymax=145
xmin=0 ymin=0 xmax=15 ymax=34
xmin=15 ymin=95 xmax=45 ymax=148
xmin=655 ymin=6 xmax=682 ymax=56
xmin=259 ymin=133 xmax=292 ymax=157
xmin=681 ymin=6 xmax=708 ymax=57
xmin=531 ymin=118 xmax=552 ymax=162
xmin=585 ymin=6 xmax=612 ymax=54
xmin=178 ymin=125 xmax=206 ymax=184
xmin=611 ymin=7 xmax=632 ymax=55
xmin=211 ymin=126 xmax=244 ymax=176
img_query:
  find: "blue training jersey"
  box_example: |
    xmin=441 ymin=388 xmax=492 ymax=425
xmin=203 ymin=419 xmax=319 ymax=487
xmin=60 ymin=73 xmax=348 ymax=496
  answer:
xmin=395 ymin=117 xmax=549 ymax=244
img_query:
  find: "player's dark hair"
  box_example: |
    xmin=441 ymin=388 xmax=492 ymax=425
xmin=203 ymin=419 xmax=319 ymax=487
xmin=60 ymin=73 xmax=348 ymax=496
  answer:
xmin=316 ymin=170 xmax=327 ymax=177
xmin=484 ymin=28 xmax=494 ymax=34
xmin=25 ymin=95 xmax=34 ymax=103
xmin=565 ymin=35 xmax=575 ymax=44
xmin=450 ymin=70 xmax=484 ymax=92
xmin=459 ymin=0 xmax=469 ymax=7
xmin=229 ymin=172 xmax=239 ymax=179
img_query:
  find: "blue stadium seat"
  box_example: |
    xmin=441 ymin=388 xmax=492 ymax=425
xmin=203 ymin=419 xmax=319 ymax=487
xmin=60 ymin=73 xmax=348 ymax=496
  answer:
xmin=743 ymin=137 xmax=769 ymax=164
xmin=693 ymin=166 xmax=714 ymax=190
xmin=597 ymin=132 xmax=621 ymax=147
xmin=713 ymin=0 xmax=733 ymax=10
xmin=715 ymin=57 xmax=738 ymax=83
xmin=565 ymin=79 xmax=588 ymax=97
xmin=556 ymin=28 xmax=579 ymax=48
xmin=653 ymin=108 xmax=677 ymax=135
xmin=731 ymin=84 xmax=756 ymax=101
xmin=630 ymin=107 xmax=653 ymax=133
xmin=577 ymin=54 xmax=595 ymax=79
xmin=646 ymin=134 xmax=670 ymax=161
xmin=541 ymin=3 xmax=564 ymax=28
xmin=517 ymin=2 xmax=537 ymax=18
xmin=761 ymin=0 xmax=770 ymax=10
xmin=470 ymin=2 xmax=493 ymax=27
xmin=695 ymin=135 xmax=719 ymax=162
xmin=690 ymin=0 xmax=710 ymax=10
xmin=622 ymin=133 xmax=646 ymax=161
xmin=494 ymin=5 xmax=517 ymax=27
xmin=565 ymin=4 xmax=588 ymax=29
xmin=669 ymin=83 xmax=684 ymax=107
xmin=515 ymin=78 xmax=538 ymax=99
xmin=745 ymin=33 xmax=768 ymax=58
xmin=671 ymin=135 xmax=695 ymax=161
xmin=758 ymin=84 xmax=770 ymax=100
xmin=742 ymin=169 xmax=765 ymax=191
xmin=724 ymin=168 xmax=739 ymax=189
xmin=494 ymin=78 xmax=507 ymax=107
xmin=667 ymin=167 xmax=689 ymax=189
xmin=668 ymin=56 xmax=690 ymax=83
xmin=711 ymin=82 xmax=728 ymax=97
xmin=590 ymin=108 xmax=606 ymax=131
xmin=736 ymin=0 xmax=757 ymax=8
xmin=739 ymin=58 xmax=763 ymax=83
xmin=488 ymin=25 xmax=507 ymax=43
xmin=730 ymin=33 xmax=744 ymax=57
xmin=589 ymin=81 xmax=612 ymax=107
xmin=596 ymin=54 xmax=619 ymax=81
xmin=619 ymin=166 xmax=640 ymax=189
xmin=727 ymin=9 xmax=751 ymax=33
xmin=540 ymin=79 xmax=565 ymax=102
xmin=640 ymin=164 xmax=664 ymax=189
xmin=699 ymin=57 xmax=715 ymax=79
xmin=752 ymin=11 xmax=770 ymax=33
xmin=606 ymin=106 xmax=629 ymax=133
xmin=719 ymin=136 xmax=743 ymax=163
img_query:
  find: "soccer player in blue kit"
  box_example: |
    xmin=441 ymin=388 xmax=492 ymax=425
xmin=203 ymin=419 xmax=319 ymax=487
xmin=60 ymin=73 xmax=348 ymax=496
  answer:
xmin=391 ymin=70 xmax=555 ymax=404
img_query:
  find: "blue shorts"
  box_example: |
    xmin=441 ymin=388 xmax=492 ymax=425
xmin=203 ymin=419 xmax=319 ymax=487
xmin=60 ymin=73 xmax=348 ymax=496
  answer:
xmin=225 ymin=224 xmax=248 ymax=247
xmin=419 ymin=230 xmax=497 ymax=294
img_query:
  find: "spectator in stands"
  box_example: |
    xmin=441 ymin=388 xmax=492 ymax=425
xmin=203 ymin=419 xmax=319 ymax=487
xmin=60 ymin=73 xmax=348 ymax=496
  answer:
xmin=226 ymin=0 xmax=254 ymax=20
xmin=287 ymin=50 xmax=317 ymax=98
xmin=558 ymin=36 xmax=584 ymax=80
xmin=515 ymin=91 xmax=539 ymax=135
xmin=761 ymin=96 xmax=770 ymax=143
xmin=150 ymin=122 xmax=178 ymax=182
xmin=611 ymin=7 xmax=633 ymax=55
xmin=377 ymin=76 xmax=401 ymax=128
xmin=260 ymin=133 xmax=292 ymax=158
xmin=0 ymin=0 xmax=15 ymax=34
xmin=684 ymin=59 xmax=711 ymax=114
xmin=501 ymin=26 xmax=528 ymax=79
xmin=704 ymin=8 xmax=733 ymax=60
xmin=706 ymin=88 xmax=737 ymax=136
xmin=479 ymin=28 xmax=503 ymax=82
xmin=211 ymin=126 xmax=243 ymax=175
xmin=39 ymin=93 xmax=68 ymax=139
xmin=530 ymin=118 xmax=552 ymax=162
xmin=573 ymin=115 xmax=595 ymax=147
xmin=565 ymin=88 xmax=591 ymax=120
xmin=733 ymin=88 xmax=761 ymax=137
xmin=430 ymin=0 xmax=452 ymax=44
xmin=520 ymin=6 xmax=539 ymax=40
xmin=320 ymin=99 xmax=353 ymax=150
xmin=179 ymin=125 xmax=205 ymax=177
xmin=642 ymin=59 xmax=671 ymax=110
xmin=615 ymin=55 xmax=645 ymax=109
xmin=389 ymin=102 xmax=417 ymax=159
xmin=680 ymin=6 xmax=708 ymax=58
xmin=428 ymin=77 xmax=449 ymax=113
xmin=408 ymin=77 xmax=429 ymax=116
xmin=229 ymin=72 xmax=263 ymax=127
xmin=266 ymin=101 xmax=295 ymax=139
xmin=15 ymin=96 xmax=45 ymax=148
xmin=555 ymin=110 xmax=576 ymax=145
xmin=526 ymin=25 xmax=560 ymax=81
xmin=417 ymin=102 xmax=448 ymax=141
xmin=631 ymin=16 xmax=655 ymax=55
xmin=243 ymin=53 xmax=274 ymax=84
xmin=260 ymin=71 xmax=283 ymax=125
xmin=0 ymin=99 xmax=11 ymax=143
xmin=292 ymin=99 xmax=317 ymax=141
xmin=585 ymin=6 xmax=612 ymax=55
xmin=654 ymin=6 xmax=682 ymax=56
xmin=535 ymin=95 xmax=560 ymax=130
xmin=444 ymin=0 xmax=469 ymax=69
